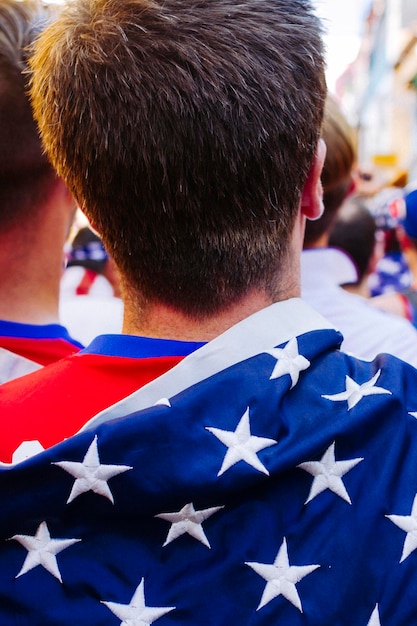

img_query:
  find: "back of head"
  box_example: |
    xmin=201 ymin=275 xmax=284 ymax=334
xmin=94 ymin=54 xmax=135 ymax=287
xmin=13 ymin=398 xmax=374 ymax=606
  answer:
xmin=29 ymin=0 xmax=326 ymax=317
xmin=328 ymin=196 xmax=377 ymax=284
xmin=304 ymin=95 xmax=356 ymax=247
xmin=0 ymin=0 xmax=57 ymax=229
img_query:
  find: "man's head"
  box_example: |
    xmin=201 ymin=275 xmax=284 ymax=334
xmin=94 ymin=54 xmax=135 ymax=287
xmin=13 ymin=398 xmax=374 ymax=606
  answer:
xmin=29 ymin=0 xmax=326 ymax=317
xmin=303 ymin=95 xmax=356 ymax=248
xmin=0 ymin=0 xmax=58 ymax=231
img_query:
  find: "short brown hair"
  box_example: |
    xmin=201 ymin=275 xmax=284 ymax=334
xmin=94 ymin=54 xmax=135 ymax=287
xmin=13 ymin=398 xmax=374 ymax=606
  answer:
xmin=0 ymin=0 xmax=57 ymax=229
xmin=29 ymin=0 xmax=326 ymax=316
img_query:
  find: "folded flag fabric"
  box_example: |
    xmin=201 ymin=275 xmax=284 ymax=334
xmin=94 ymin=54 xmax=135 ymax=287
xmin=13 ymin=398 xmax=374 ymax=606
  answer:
xmin=0 ymin=321 xmax=416 ymax=624
xmin=0 ymin=320 xmax=82 ymax=384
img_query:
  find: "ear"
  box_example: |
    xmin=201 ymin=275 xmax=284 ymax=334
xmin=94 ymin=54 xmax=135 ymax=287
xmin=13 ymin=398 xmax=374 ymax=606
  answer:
xmin=301 ymin=138 xmax=326 ymax=221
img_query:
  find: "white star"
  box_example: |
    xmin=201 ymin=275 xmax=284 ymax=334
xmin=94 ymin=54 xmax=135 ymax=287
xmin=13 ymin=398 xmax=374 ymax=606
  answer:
xmin=53 ymin=436 xmax=132 ymax=504
xmin=10 ymin=521 xmax=80 ymax=582
xmin=367 ymin=604 xmax=381 ymax=626
xmin=206 ymin=407 xmax=277 ymax=476
xmin=298 ymin=441 xmax=363 ymax=504
xmin=409 ymin=411 xmax=417 ymax=419
xmin=267 ymin=337 xmax=310 ymax=388
xmin=101 ymin=577 xmax=175 ymax=625
xmin=246 ymin=537 xmax=319 ymax=612
xmin=387 ymin=494 xmax=417 ymax=562
xmin=322 ymin=370 xmax=391 ymax=410
xmin=155 ymin=502 xmax=224 ymax=548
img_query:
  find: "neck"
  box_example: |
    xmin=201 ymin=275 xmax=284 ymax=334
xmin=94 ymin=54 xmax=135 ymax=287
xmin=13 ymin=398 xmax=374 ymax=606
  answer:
xmin=122 ymin=270 xmax=301 ymax=342
xmin=122 ymin=291 xmax=273 ymax=341
xmin=122 ymin=211 xmax=304 ymax=341
xmin=0 ymin=262 xmax=63 ymax=324
xmin=123 ymin=283 xmax=300 ymax=342
xmin=0 ymin=181 xmax=75 ymax=325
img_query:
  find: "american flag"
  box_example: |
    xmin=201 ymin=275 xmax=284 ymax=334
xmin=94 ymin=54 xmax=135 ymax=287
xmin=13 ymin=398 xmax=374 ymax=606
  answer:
xmin=0 ymin=347 xmax=42 ymax=383
xmin=0 ymin=301 xmax=417 ymax=624
xmin=0 ymin=321 xmax=82 ymax=384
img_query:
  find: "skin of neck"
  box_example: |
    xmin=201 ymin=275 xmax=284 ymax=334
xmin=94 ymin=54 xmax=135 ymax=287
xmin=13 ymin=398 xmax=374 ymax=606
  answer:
xmin=123 ymin=287 xmax=286 ymax=342
xmin=0 ymin=179 xmax=76 ymax=325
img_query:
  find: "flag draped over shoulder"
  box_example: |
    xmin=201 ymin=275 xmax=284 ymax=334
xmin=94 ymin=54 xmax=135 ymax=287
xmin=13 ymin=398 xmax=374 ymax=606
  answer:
xmin=0 ymin=320 xmax=82 ymax=384
xmin=0 ymin=347 xmax=42 ymax=383
xmin=1 ymin=305 xmax=417 ymax=623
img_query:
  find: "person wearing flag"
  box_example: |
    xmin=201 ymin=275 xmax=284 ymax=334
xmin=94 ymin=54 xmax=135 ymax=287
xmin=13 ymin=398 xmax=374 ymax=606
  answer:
xmin=0 ymin=0 xmax=417 ymax=623
xmin=0 ymin=0 xmax=83 ymax=385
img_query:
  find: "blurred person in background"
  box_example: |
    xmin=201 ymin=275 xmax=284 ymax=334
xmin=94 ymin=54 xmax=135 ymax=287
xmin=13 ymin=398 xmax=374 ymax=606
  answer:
xmin=371 ymin=187 xmax=417 ymax=328
xmin=301 ymin=95 xmax=417 ymax=365
xmin=367 ymin=186 xmax=411 ymax=297
xmin=61 ymin=226 xmax=121 ymax=298
xmin=0 ymin=0 xmax=83 ymax=384
xmin=59 ymin=226 xmax=123 ymax=344
xmin=328 ymin=195 xmax=383 ymax=298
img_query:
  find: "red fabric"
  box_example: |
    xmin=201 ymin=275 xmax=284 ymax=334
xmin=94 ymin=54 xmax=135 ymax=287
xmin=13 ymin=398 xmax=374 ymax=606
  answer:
xmin=0 ymin=336 xmax=80 ymax=366
xmin=0 ymin=352 xmax=184 ymax=462
xmin=75 ymin=268 xmax=99 ymax=295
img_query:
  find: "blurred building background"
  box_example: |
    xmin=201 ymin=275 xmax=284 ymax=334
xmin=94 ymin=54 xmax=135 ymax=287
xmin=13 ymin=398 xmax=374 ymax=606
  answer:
xmin=335 ymin=0 xmax=417 ymax=186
